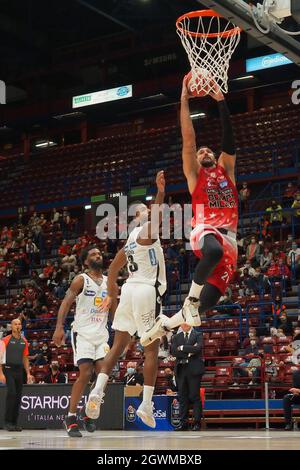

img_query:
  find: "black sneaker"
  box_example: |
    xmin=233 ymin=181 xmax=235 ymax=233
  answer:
xmin=4 ymin=423 xmax=16 ymax=432
xmin=63 ymin=415 xmax=82 ymax=437
xmin=13 ymin=425 xmax=22 ymax=432
xmin=79 ymin=406 xmax=96 ymax=433
xmin=284 ymin=422 xmax=293 ymax=431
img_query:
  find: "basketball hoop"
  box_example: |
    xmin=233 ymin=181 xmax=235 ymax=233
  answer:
xmin=176 ymin=10 xmax=241 ymax=94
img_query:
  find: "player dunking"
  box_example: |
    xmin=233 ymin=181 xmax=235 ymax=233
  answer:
xmin=53 ymin=246 xmax=116 ymax=437
xmin=141 ymin=77 xmax=238 ymax=346
xmin=84 ymin=171 xmax=166 ymax=428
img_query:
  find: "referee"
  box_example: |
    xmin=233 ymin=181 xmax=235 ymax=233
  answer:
xmin=0 ymin=318 xmax=33 ymax=431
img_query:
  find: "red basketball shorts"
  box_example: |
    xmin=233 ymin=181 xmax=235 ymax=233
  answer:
xmin=190 ymin=224 xmax=238 ymax=295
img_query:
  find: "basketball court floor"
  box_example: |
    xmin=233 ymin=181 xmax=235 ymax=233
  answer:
xmin=0 ymin=429 xmax=299 ymax=450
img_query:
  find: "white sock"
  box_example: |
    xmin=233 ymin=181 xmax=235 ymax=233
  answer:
xmin=142 ymin=385 xmax=154 ymax=405
xmin=163 ymin=310 xmax=185 ymax=330
xmin=92 ymin=373 xmax=109 ymax=396
xmin=68 ymin=412 xmax=76 ymax=417
xmin=188 ymin=281 xmax=203 ymax=299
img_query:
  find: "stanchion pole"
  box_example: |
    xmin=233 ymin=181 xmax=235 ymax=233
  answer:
xmin=264 ymin=381 xmax=270 ymax=429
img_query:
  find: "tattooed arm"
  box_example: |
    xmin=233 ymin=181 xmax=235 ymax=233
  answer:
xmin=52 ymin=275 xmax=84 ymax=347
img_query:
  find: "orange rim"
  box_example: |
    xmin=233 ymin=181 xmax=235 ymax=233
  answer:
xmin=176 ymin=9 xmax=242 ymax=39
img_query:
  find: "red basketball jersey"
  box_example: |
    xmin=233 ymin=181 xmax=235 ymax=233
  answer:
xmin=191 ymin=164 xmax=238 ymax=232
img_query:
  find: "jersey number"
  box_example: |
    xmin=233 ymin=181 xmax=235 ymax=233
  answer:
xmin=148 ymin=248 xmax=158 ymax=266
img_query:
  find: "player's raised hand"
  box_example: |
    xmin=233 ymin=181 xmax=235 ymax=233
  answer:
xmin=156 ymin=170 xmax=165 ymax=193
xmin=181 ymin=76 xmax=193 ymax=100
xmin=208 ymin=79 xmax=224 ymax=102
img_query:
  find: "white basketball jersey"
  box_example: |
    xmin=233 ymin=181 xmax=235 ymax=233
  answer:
xmin=124 ymin=226 xmax=166 ymax=296
xmin=72 ymin=273 xmax=109 ymax=344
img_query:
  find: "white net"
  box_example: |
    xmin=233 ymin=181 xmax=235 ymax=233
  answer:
xmin=176 ymin=11 xmax=241 ymax=94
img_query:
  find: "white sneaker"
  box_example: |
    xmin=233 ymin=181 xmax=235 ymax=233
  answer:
xmin=85 ymin=392 xmax=105 ymax=420
xmin=136 ymin=402 xmax=156 ymax=428
xmin=182 ymin=298 xmax=201 ymax=327
xmin=140 ymin=315 xmax=168 ymax=347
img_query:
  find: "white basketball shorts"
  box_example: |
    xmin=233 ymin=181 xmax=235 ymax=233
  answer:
xmin=112 ymin=282 xmax=162 ymax=337
xmin=71 ymin=331 xmax=110 ymax=366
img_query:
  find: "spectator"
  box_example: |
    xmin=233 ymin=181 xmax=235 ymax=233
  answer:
xmin=232 ymin=353 xmax=261 ymax=386
xmin=28 ymin=341 xmax=45 ymax=366
xmin=51 ymin=208 xmax=61 ymax=225
xmin=252 ymin=267 xmax=270 ymax=294
xmin=164 ymin=367 xmax=177 ymax=394
xmin=236 ymin=232 xmax=245 ymax=255
xmin=276 ymin=312 xmax=294 ymax=337
xmin=287 ymin=242 xmax=300 ymax=277
xmin=278 ymin=258 xmax=291 ymax=288
xmin=283 ymin=368 xmax=300 ymax=430
xmin=40 ymin=342 xmax=51 ymax=362
xmin=260 ymin=248 xmax=273 ymax=272
xmin=284 ymin=234 xmax=294 ymax=253
xmin=272 ymin=295 xmax=286 ymax=317
xmin=25 ymin=238 xmax=39 ymax=269
xmin=58 ymin=240 xmax=70 ymax=258
xmin=239 ymin=182 xmax=250 ymax=212
xmin=283 ymin=182 xmax=297 ymax=207
xmin=28 ymin=212 xmax=40 ymax=227
xmin=69 ymin=265 xmax=80 ymax=283
xmin=123 ymin=362 xmax=144 ymax=386
xmin=242 ymin=328 xmax=257 ymax=349
xmin=266 ymin=200 xmax=283 ymax=238
xmin=285 ymin=328 xmax=300 ymax=365
xmin=264 ymin=355 xmax=279 ymax=382
xmin=291 ymin=192 xmax=300 ymax=237
xmin=215 ymin=290 xmax=233 ymax=317
xmin=43 ymin=361 xmax=66 ymax=384
xmin=267 ymin=260 xmax=280 ymax=280
xmin=39 ymin=260 xmax=54 ymax=280
xmin=246 ymin=237 xmax=260 ymax=264
xmin=53 ymin=278 xmax=69 ymax=300
xmin=38 ymin=214 xmax=47 ymax=228
xmin=244 ymin=338 xmax=260 ymax=356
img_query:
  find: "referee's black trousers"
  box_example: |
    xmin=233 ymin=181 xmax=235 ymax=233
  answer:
xmin=4 ymin=366 xmax=24 ymax=425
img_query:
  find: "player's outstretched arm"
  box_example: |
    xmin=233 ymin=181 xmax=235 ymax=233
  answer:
xmin=180 ymin=79 xmax=199 ymax=194
xmin=139 ymin=170 xmax=165 ymax=243
xmin=52 ymin=275 xmax=84 ymax=346
xmin=209 ymin=82 xmax=236 ymax=184
xmin=100 ymin=248 xmax=127 ymax=312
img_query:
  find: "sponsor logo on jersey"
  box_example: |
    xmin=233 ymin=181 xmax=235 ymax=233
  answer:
xmin=219 ymin=180 xmax=228 ymax=188
xmin=129 ymin=242 xmax=137 ymax=249
xmin=84 ymin=289 xmax=96 ymax=297
xmin=94 ymin=297 xmax=103 ymax=307
xmin=126 ymin=405 xmax=136 ymax=422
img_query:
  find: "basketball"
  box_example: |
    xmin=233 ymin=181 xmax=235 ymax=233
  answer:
xmin=184 ymin=70 xmax=210 ymax=97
